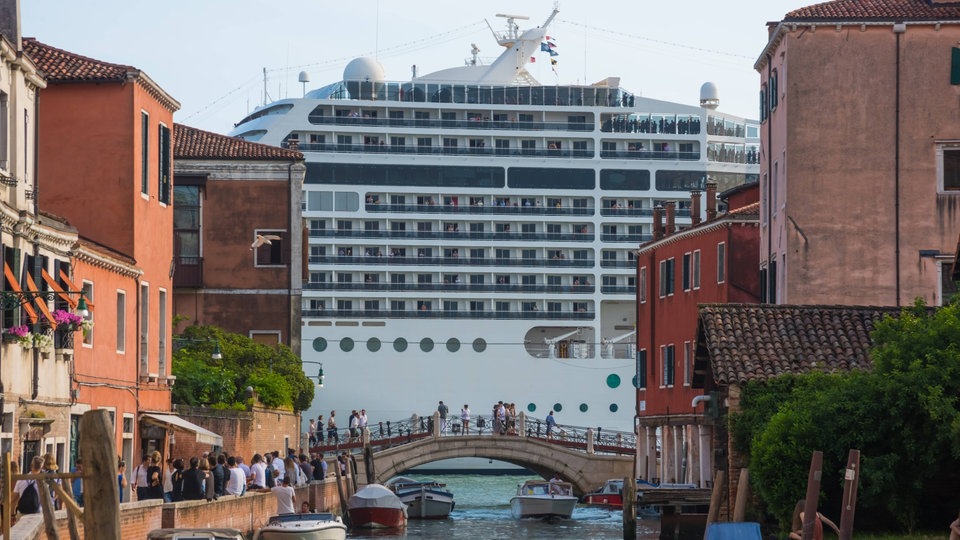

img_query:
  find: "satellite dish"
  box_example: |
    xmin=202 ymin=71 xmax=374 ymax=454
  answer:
xmin=298 ymin=71 xmax=310 ymax=83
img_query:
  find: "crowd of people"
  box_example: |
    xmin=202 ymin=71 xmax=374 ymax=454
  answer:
xmin=308 ymin=409 xmax=370 ymax=447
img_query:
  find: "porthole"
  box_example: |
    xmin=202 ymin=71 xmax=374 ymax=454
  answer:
xmin=420 ymin=338 xmax=434 ymax=352
xmin=609 ymin=403 xmax=619 ymax=413
xmin=312 ymin=338 xmax=327 ymax=352
xmin=606 ymin=374 xmax=621 ymax=389
xmin=527 ymin=403 xmax=537 ymax=413
xmin=367 ymin=338 xmax=381 ymax=352
xmin=579 ymin=403 xmax=588 ymax=412
xmin=553 ymin=403 xmax=563 ymax=412
xmin=339 ymin=338 xmax=354 ymax=352
xmin=472 ymin=338 xmax=487 ymax=352
xmin=446 ymin=338 xmax=460 ymax=352
xmin=393 ymin=338 xmax=408 ymax=352
xmin=632 ymin=375 xmax=640 ymax=388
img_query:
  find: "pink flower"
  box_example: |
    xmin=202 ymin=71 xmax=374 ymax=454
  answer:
xmin=50 ymin=309 xmax=83 ymax=327
xmin=5 ymin=325 xmax=30 ymax=337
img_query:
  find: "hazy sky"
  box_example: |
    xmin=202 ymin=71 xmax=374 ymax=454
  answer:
xmin=22 ymin=0 xmax=803 ymax=134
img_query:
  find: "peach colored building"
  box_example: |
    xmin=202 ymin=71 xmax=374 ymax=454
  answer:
xmin=172 ymin=124 xmax=305 ymax=353
xmin=756 ymin=0 xmax=960 ymax=307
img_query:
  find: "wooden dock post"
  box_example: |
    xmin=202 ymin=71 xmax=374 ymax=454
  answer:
xmin=80 ymin=409 xmax=120 ymax=540
xmin=363 ymin=445 xmax=376 ymax=485
xmin=838 ymin=449 xmax=860 ymax=540
xmin=334 ymin=458 xmax=350 ymax=528
xmin=622 ymin=476 xmax=637 ymax=540
xmin=703 ymin=469 xmax=726 ymax=536
xmin=732 ymin=468 xmax=750 ymax=522
xmin=801 ymin=451 xmax=823 ymax=540
xmin=37 ymin=474 xmax=57 ymax=540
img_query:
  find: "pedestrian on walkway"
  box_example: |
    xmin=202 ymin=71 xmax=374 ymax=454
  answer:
xmin=438 ymin=401 xmax=449 ymax=433
xmin=460 ymin=405 xmax=471 ymax=434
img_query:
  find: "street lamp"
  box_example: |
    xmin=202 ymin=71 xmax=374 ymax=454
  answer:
xmin=301 ymin=360 xmax=324 ymax=387
xmin=172 ymin=336 xmax=223 ymax=361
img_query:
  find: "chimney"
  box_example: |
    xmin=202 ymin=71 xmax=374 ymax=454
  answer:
xmin=0 ymin=0 xmax=21 ymax=50
xmin=705 ymin=180 xmax=718 ymax=221
xmin=690 ymin=190 xmax=702 ymax=226
xmin=652 ymin=205 xmax=664 ymax=241
xmin=665 ymin=201 xmax=676 ymax=236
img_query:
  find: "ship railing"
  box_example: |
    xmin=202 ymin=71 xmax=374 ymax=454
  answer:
xmin=307 ymin=115 xmax=594 ymax=133
xmin=364 ymin=203 xmax=594 ymax=216
xmin=600 ymin=285 xmax=637 ymax=294
xmin=308 ymin=255 xmax=595 ymax=268
xmin=600 ymin=260 xmax=638 ymax=269
xmin=598 ymin=149 xmax=700 ymax=161
xmin=600 ymin=233 xmax=652 ymax=243
xmin=309 ymin=229 xmax=596 ymax=242
xmin=599 ymin=207 xmax=692 ymax=217
xmin=300 ymin=309 xmax=596 ymax=320
xmin=287 ymin=142 xmax=595 ymax=159
xmin=303 ymin=282 xmax=596 ymax=294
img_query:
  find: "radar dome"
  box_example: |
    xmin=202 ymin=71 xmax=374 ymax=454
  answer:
xmin=343 ymin=57 xmax=385 ymax=83
xmin=700 ymin=82 xmax=720 ymax=110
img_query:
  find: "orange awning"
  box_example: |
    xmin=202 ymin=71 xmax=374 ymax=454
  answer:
xmin=41 ymin=268 xmax=77 ymax=309
xmin=24 ymin=272 xmax=56 ymax=329
xmin=59 ymin=269 xmax=93 ymax=312
xmin=3 ymin=262 xmax=38 ymax=324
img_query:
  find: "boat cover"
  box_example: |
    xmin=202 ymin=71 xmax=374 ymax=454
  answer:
xmin=704 ymin=523 xmax=762 ymax=540
xmin=348 ymin=484 xmax=406 ymax=510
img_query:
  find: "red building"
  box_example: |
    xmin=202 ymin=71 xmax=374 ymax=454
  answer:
xmin=634 ymin=181 xmax=759 ymax=485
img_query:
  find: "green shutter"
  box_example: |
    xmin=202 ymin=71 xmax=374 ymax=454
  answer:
xmin=952 ymin=47 xmax=960 ymax=85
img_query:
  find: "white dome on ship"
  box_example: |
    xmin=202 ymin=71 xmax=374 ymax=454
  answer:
xmin=700 ymin=82 xmax=720 ymax=110
xmin=343 ymin=57 xmax=385 ymax=83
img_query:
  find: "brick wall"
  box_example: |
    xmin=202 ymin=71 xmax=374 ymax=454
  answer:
xmin=172 ymin=404 xmax=301 ymax=460
xmin=16 ymin=476 xmax=350 ymax=540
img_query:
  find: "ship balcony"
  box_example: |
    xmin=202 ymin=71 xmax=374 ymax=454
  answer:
xmin=599 ymin=233 xmax=653 ymax=243
xmin=307 ymin=115 xmax=594 ymax=133
xmin=285 ymin=142 xmax=594 ymax=159
xmin=364 ymin=202 xmax=594 ymax=217
xmin=600 ymin=260 xmax=637 ymax=269
xmin=599 ymin=149 xmax=700 ymax=161
xmin=309 ymin=229 xmax=595 ymax=243
xmin=303 ymin=282 xmax=596 ymax=294
xmin=600 ymin=285 xmax=637 ymax=294
xmin=301 ymin=308 xmax=596 ymax=320
xmin=308 ymin=255 xmax=595 ymax=268
xmin=600 ymin=207 xmax=691 ymax=217
xmin=173 ymin=256 xmax=203 ymax=288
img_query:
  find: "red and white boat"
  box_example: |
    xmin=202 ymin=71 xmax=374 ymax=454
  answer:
xmin=581 ymin=479 xmax=625 ymax=508
xmin=347 ymin=484 xmax=408 ymax=529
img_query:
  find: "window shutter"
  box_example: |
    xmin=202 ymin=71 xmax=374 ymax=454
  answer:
xmin=952 ymin=47 xmax=960 ymax=85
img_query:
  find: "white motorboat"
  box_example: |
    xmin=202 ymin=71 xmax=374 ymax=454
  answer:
xmin=147 ymin=530 xmax=244 ymax=540
xmin=252 ymin=513 xmax=347 ymax=540
xmin=510 ymin=480 xmax=577 ymax=519
xmin=386 ymin=476 xmax=455 ymax=519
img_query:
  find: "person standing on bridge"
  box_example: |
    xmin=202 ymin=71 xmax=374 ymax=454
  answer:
xmin=546 ymin=410 xmax=558 ymax=438
xmin=438 ymin=400 xmax=449 ymax=433
xmin=460 ymin=404 xmax=471 ymax=434
xmin=327 ymin=411 xmax=338 ymax=443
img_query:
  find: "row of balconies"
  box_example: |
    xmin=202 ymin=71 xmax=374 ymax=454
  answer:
xmin=361 ymin=203 xmax=692 ymax=218
xmin=285 ymin=141 xmax=701 ymax=161
xmin=308 ymin=255 xmax=595 ymax=268
xmin=303 ymin=282 xmax=637 ymax=295
xmin=302 ymin=308 xmax=597 ymax=320
xmin=306 ymin=229 xmax=653 ymax=243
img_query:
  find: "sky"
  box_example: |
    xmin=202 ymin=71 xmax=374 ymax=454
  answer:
xmin=22 ymin=0 xmax=803 ymax=134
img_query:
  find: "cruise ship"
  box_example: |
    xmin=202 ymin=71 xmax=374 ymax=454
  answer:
xmin=230 ymin=9 xmax=758 ymax=453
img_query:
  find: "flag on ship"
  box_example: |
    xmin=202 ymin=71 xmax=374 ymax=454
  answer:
xmin=530 ymin=56 xmax=536 ymax=63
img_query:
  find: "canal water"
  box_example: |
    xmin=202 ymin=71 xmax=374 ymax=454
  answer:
xmin=348 ymin=474 xmax=661 ymax=539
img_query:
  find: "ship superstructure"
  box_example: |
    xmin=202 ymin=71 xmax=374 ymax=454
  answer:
xmin=230 ymin=9 xmax=758 ymax=437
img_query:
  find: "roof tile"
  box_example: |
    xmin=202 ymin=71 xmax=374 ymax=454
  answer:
xmin=174 ymin=124 xmax=303 ymax=161
xmin=785 ymin=0 xmax=960 ymax=21
xmin=23 ymin=38 xmax=135 ymax=82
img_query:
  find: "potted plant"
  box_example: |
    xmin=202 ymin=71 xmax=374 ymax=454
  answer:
xmin=51 ymin=309 xmax=83 ymax=332
xmin=3 ymin=325 xmax=28 ymax=343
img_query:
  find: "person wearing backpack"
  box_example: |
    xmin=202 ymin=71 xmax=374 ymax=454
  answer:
xmin=13 ymin=456 xmax=44 ymax=517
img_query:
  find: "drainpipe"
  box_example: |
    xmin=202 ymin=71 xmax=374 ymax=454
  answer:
xmin=30 ymin=79 xmax=40 ymax=400
xmin=691 ymin=395 xmax=711 ymax=409
xmin=893 ymin=22 xmax=904 ymax=306
xmin=765 ymin=53 xmax=774 ymax=304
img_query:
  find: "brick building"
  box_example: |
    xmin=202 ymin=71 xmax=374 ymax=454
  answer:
xmin=634 ymin=181 xmax=760 ymax=486
xmin=756 ymin=0 xmax=960 ymax=307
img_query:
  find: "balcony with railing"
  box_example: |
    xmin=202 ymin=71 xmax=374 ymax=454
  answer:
xmin=173 ymin=257 xmax=204 ymax=288
xmin=306 ymin=115 xmax=594 ymax=133
xmin=599 ymin=233 xmax=652 ymax=243
xmin=600 ymin=285 xmax=637 ymax=294
xmin=304 ymin=282 xmax=596 ymax=294
xmin=308 ymin=255 xmax=595 ymax=268
xmin=364 ymin=203 xmax=594 ymax=217
xmin=599 ymin=149 xmax=699 ymax=161
xmin=599 ymin=207 xmax=691 ymax=217
xmin=285 ymin=142 xmax=594 ymax=159
xmin=310 ymin=229 xmax=595 ymax=243
xmin=600 ymin=260 xmax=637 ymax=269
xmin=301 ymin=308 xmax=596 ymax=320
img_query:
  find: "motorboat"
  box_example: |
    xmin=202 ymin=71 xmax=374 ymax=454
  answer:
xmin=147 ymin=529 xmax=244 ymax=540
xmin=386 ymin=476 xmax=455 ymax=519
xmin=510 ymin=480 xmax=577 ymax=519
xmin=581 ymin=478 xmax=625 ymax=508
xmin=252 ymin=513 xmax=347 ymax=540
xmin=347 ymin=483 xmax=408 ymax=528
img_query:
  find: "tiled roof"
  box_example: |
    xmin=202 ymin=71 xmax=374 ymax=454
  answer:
xmin=785 ymin=0 xmax=960 ymax=21
xmin=23 ymin=38 xmax=136 ymax=82
xmin=174 ymin=124 xmax=303 ymax=161
xmin=726 ymin=201 xmax=760 ymax=219
xmin=697 ymin=304 xmax=902 ymax=385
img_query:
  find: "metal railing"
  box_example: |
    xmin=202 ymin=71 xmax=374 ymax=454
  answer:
xmin=310 ymin=229 xmax=595 ymax=242
xmin=307 ymin=116 xmax=594 ymax=133
xmin=301 ymin=309 xmax=595 ymax=320
xmin=364 ymin=203 xmax=594 ymax=216
xmin=304 ymin=282 xmax=596 ymax=294
xmin=599 ymin=150 xmax=700 ymax=161
xmin=287 ymin=142 xmax=594 ymax=159
xmin=308 ymin=255 xmax=595 ymax=268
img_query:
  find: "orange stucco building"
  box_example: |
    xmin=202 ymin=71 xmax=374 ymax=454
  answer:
xmin=756 ymin=0 xmax=960 ymax=307
xmin=23 ymin=37 xmax=186 ymax=470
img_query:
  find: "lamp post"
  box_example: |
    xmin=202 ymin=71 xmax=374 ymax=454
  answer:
xmin=171 ymin=336 xmax=223 ymax=360
xmin=300 ymin=360 xmax=324 ymax=387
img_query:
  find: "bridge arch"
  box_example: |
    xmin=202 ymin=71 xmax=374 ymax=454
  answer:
xmin=363 ymin=435 xmax=633 ymax=495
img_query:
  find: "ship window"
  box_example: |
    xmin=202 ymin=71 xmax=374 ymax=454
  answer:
xmin=495 ymin=302 xmax=510 ymax=312
xmin=307 ymin=191 xmax=333 ymax=211
xmin=337 ymin=300 xmax=352 ymax=311
xmin=443 ymin=301 xmax=458 ymax=312
xmin=521 ymin=223 xmax=536 ymax=234
xmin=521 ymin=249 xmax=536 ymax=261
xmin=417 ymin=222 xmax=432 ymax=232
xmin=334 ymin=192 xmax=359 ymax=211
xmin=390 ymin=136 xmax=405 ymax=146
xmin=508 ymin=167 xmax=594 ymax=190
xmin=522 ymin=275 xmax=537 ymax=285
xmin=390 ymin=274 xmax=406 ymax=284
xmin=573 ymin=250 xmax=589 ymax=260
xmin=469 ymin=223 xmax=483 ymax=233
xmin=547 ymin=275 xmax=561 ymax=286
xmin=600 ymin=169 xmax=651 ymax=190
xmin=470 ymin=274 xmax=484 ymax=285
xmin=364 ymin=300 xmax=379 ymax=311
xmin=391 ymin=222 xmax=406 ymax=231
xmin=391 ymin=301 xmax=405 ymax=312
xmin=417 ymin=137 xmax=432 ymax=147
xmin=655 ymin=170 xmax=705 ymax=191
xmin=469 ymin=248 xmax=484 ymax=259
xmin=393 ymin=336 xmax=407 ymax=351
xmin=470 ymin=301 xmax=484 ymax=312
xmin=305 ymin=163 xmax=504 ymax=188
xmin=337 ymin=220 xmax=352 ymax=231
xmin=547 ymin=302 xmax=561 ymax=312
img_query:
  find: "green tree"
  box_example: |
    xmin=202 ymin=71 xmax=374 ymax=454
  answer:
xmin=172 ymin=326 xmax=315 ymax=411
xmin=732 ymin=300 xmax=960 ymax=532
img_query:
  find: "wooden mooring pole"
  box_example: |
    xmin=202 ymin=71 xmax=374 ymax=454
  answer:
xmin=801 ymin=451 xmax=823 ymax=540
xmin=838 ymin=449 xmax=860 ymax=540
xmin=622 ymin=476 xmax=637 ymax=539
xmin=80 ymin=409 xmax=120 ymax=540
